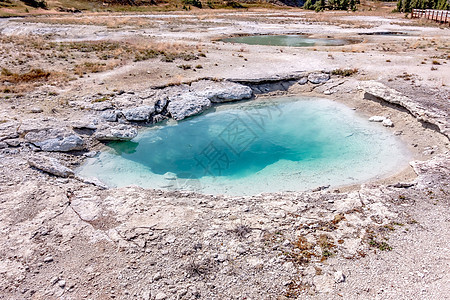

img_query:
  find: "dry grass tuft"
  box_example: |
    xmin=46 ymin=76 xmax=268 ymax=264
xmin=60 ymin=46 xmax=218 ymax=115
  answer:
xmin=1 ymin=67 xmax=50 ymax=83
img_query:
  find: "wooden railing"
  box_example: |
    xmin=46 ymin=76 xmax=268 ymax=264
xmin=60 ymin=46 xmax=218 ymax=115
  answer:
xmin=412 ymin=9 xmax=450 ymax=25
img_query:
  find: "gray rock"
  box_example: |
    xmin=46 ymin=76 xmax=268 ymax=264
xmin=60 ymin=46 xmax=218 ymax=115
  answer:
xmin=28 ymin=156 xmax=74 ymax=178
xmin=298 ymin=77 xmax=308 ymax=85
xmin=334 ymin=271 xmax=345 ymax=283
xmin=155 ymin=99 xmax=168 ymax=113
xmin=123 ymin=106 xmax=155 ymax=122
xmin=72 ymin=118 xmax=98 ymax=130
xmin=190 ymin=80 xmax=253 ymax=103
xmin=0 ymin=141 xmax=8 ymax=149
xmin=167 ymin=93 xmax=211 ymax=121
xmin=50 ymin=276 xmax=59 ymax=285
xmin=0 ymin=121 xmax=19 ymax=141
xmin=84 ymin=151 xmax=97 ymax=158
xmin=101 ymin=110 xmax=120 ymax=122
xmin=369 ymin=116 xmax=386 ymax=122
xmin=154 ymin=292 xmax=167 ymax=300
xmin=94 ymin=124 xmax=137 ymax=141
xmin=216 ymin=254 xmax=227 ymax=262
xmin=43 ymin=256 xmax=54 ymax=263
xmin=57 ymin=280 xmax=66 ymax=288
xmin=5 ymin=139 xmax=21 ymax=147
xmin=30 ymin=106 xmax=43 ymax=113
xmin=236 ymin=246 xmax=247 ymax=255
xmin=382 ymin=118 xmax=394 ymax=127
xmin=153 ymin=272 xmax=162 ymax=281
xmin=308 ymin=72 xmax=330 ymax=84
xmin=25 ymin=129 xmax=84 ymax=152
xmin=154 ymin=85 xmax=190 ymax=102
xmin=17 ymin=119 xmax=58 ymax=135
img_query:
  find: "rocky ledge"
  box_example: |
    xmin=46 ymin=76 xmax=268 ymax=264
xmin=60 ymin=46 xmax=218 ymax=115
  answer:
xmin=360 ymin=81 xmax=449 ymax=140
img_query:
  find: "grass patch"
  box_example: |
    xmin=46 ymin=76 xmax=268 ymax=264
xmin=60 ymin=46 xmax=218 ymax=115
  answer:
xmin=331 ymin=68 xmax=358 ymax=77
xmin=1 ymin=68 xmax=50 ymax=83
xmin=92 ymin=96 xmax=110 ymax=103
xmin=368 ymin=238 xmax=392 ymax=251
xmin=74 ymin=62 xmax=112 ymax=75
xmin=285 ymin=236 xmax=316 ymax=265
xmin=317 ymin=234 xmax=336 ymax=260
xmin=177 ymin=64 xmax=191 ymax=70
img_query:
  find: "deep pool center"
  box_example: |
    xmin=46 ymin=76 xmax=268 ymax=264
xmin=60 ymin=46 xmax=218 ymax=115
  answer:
xmin=78 ymin=97 xmax=412 ymax=196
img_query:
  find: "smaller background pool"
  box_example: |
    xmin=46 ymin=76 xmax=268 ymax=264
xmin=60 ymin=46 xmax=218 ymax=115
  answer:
xmin=221 ymin=34 xmax=352 ymax=47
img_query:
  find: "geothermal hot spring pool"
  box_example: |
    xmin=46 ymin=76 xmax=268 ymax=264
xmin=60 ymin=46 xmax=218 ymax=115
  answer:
xmin=78 ymin=97 xmax=411 ymax=195
xmin=221 ymin=35 xmax=352 ymax=47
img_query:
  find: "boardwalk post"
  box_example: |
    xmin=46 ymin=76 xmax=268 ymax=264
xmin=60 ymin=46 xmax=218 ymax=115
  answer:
xmin=411 ymin=8 xmax=449 ymax=25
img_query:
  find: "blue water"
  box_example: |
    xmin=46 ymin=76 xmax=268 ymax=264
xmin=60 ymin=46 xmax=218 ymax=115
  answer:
xmin=78 ymin=97 xmax=411 ymax=195
xmin=221 ymin=35 xmax=350 ymax=47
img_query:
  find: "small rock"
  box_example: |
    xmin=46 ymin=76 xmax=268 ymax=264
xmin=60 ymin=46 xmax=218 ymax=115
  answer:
xmin=334 ymin=271 xmax=345 ymax=283
xmin=154 ymin=292 xmax=167 ymax=300
xmin=275 ymin=211 xmax=286 ymax=219
xmin=324 ymin=90 xmax=332 ymax=95
xmin=0 ymin=142 xmax=7 ymax=149
xmin=123 ymin=106 xmax=155 ymax=122
xmin=190 ymin=80 xmax=253 ymax=103
xmin=153 ymin=272 xmax=162 ymax=281
xmin=308 ymin=72 xmax=330 ymax=84
xmin=94 ymin=124 xmax=137 ymax=141
xmin=236 ymin=246 xmax=247 ymax=255
xmin=167 ymin=93 xmax=211 ymax=121
xmin=101 ymin=110 xmax=119 ymax=122
xmin=164 ymin=172 xmax=177 ymax=180
xmin=216 ymin=254 xmax=227 ymax=262
xmin=30 ymin=107 xmax=43 ymax=113
xmin=382 ymin=118 xmax=394 ymax=127
xmin=43 ymin=256 xmax=54 ymax=263
xmin=84 ymin=151 xmax=97 ymax=158
xmin=298 ymin=77 xmax=308 ymax=85
xmin=25 ymin=129 xmax=84 ymax=152
xmin=166 ymin=235 xmax=176 ymax=244
xmin=5 ymin=139 xmax=20 ymax=147
xmin=369 ymin=116 xmax=386 ymax=122
xmin=57 ymin=280 xmax=66 ymax=288
xmin=154 ymin=99 xmax=168 ymax=113
xmin=50 ymin=276 xmax=59 ymax=285
xmin=28 ymin=156 xmax=74 ymax=178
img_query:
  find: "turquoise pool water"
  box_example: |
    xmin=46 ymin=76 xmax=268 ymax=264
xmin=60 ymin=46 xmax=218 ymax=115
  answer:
xmin=78 ymin=97 xmax=411 ymax=195
xmin=221 ymin=35 xmax=351 ymax=47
